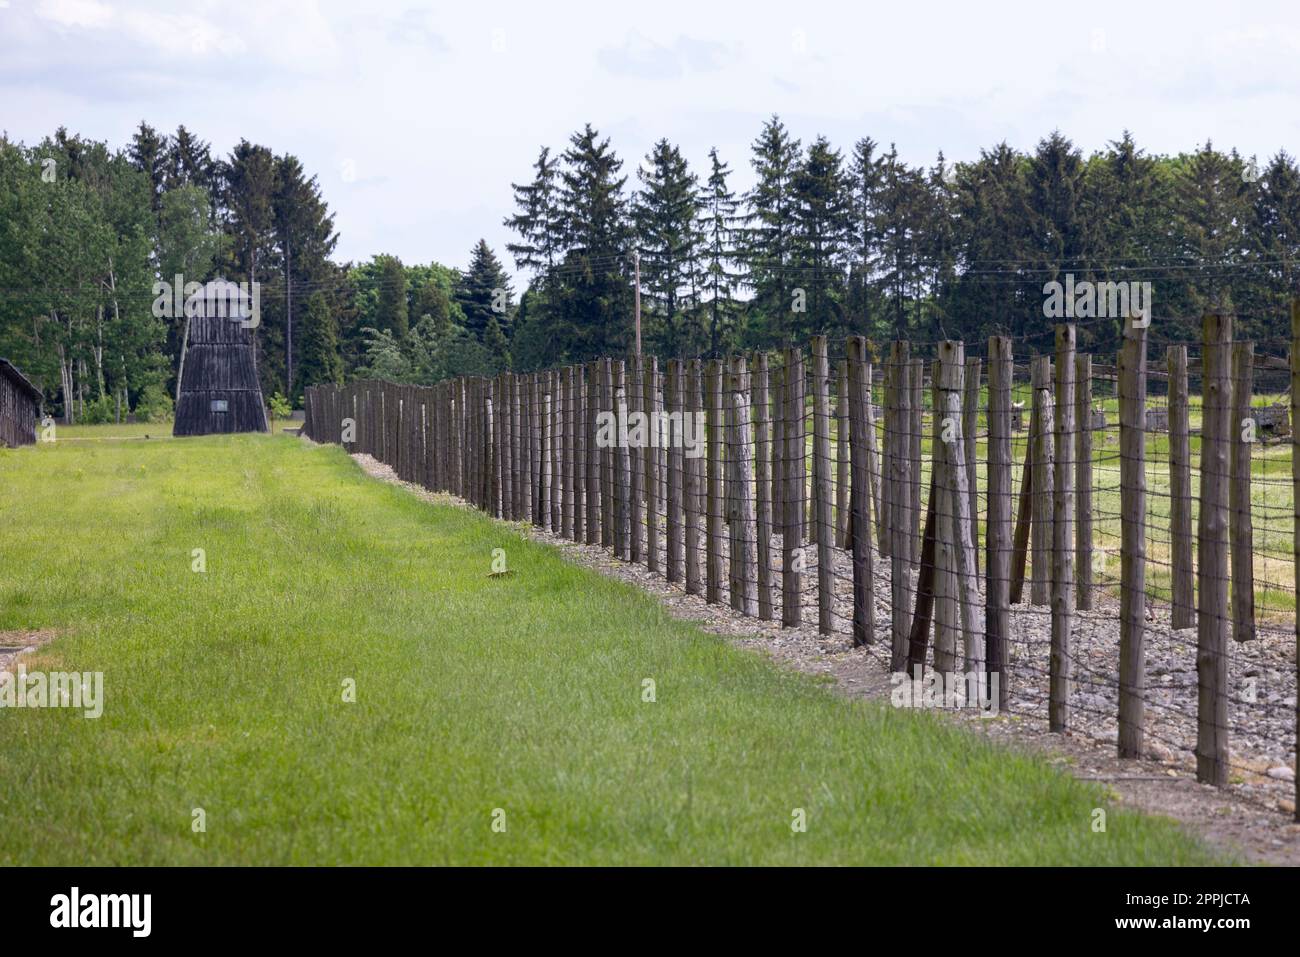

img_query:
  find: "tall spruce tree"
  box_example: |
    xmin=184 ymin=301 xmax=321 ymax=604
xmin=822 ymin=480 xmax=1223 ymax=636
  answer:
xmin=632 ymin=138 xmax=703 ymax=357
xmin=789 ymin=135 xmax=853 ymax=340
xmin=374 ymin=254 xmax=409 ymax=338
xmin=742 ymin=115 xmax=801 ymax=344
xmin=553 ymin=124 xmax=632 ymax=360
xmin=700 ymin=147 xmax=742 ymax=355
xmin=298 ymin=291 xmax=343 ymax=389
xmin=457 ymin=239 xmax=514 ymax=342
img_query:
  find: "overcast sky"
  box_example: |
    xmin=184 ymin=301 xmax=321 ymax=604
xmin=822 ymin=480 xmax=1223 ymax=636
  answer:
xmin=3 ymin=0 xmax=1298 ymax=283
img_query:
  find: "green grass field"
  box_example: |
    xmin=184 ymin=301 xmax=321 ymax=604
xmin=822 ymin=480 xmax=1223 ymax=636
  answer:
xmin=0 ymin=428 xmax=1223 ymax=864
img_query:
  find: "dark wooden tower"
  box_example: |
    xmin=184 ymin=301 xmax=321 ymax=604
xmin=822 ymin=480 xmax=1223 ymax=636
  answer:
xmin=173 ymin=281 xmax=268 ymax=436
xmin=0 ymin=357 xmax=41 ymax=447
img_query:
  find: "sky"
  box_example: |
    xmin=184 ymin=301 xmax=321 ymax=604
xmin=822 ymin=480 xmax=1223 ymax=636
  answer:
xmin=3 ymin=0 xmax=1299 ymax=284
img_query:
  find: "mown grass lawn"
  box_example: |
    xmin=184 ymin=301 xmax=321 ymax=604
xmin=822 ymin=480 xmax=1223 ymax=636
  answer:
xmin=0 ymin=429 xmax=1223 ymax=865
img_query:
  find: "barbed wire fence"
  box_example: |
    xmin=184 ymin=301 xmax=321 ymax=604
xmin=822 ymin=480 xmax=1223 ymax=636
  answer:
xmin=303 ymin=305 xmax=1300 ymax=820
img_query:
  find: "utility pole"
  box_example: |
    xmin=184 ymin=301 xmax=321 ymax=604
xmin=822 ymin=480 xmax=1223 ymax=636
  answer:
xmin=633 ymin=249 xmax=641 ymax=356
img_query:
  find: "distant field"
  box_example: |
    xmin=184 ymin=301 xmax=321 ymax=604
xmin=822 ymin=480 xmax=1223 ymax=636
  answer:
xmin=0 ymin=427 xmax=1220 ymax=864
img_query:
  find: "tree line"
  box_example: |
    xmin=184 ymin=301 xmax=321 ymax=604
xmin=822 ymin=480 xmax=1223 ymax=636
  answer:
xmin=3 ymin=116 xmax=1298 ymax=422
xmin=504 ymin=117 xmax=1300 ymax=367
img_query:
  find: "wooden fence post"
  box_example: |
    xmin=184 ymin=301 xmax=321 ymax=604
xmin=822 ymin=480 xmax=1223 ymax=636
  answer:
xmin=1290 ymin=298 xmax=1300 ymax=820
xmin=1197 ymin=312 xmax=1232 ymax=785
xmin=1030 ymin=355 xmax=1054 ymax=606
xmin=866 ymin=364 xmax=885 ymax=557
xmin=644 ymin=357 xmax=659 ymax=572
xmin=1076 ymin=353 xmax=1094 ymax=612
xmin=1118 ymin=316 xmax=1148 ymax=757
xmin=706 ymin=359 xmax=725 ymax=603
xmin=1168 ymin=345 xmax=1194 ymax=629
xmin=600 ymin=358 xmax=616 ymax=548
xmin=613 ymin=360 xmax=629 ymax=560
xmin=666 ymin=359 xmax=683 ymax=583
xmin=754 ymin=352 xmax=774 ymax=620
xmin=812 ymin=337 xmax=835 ymax=634
xmin=561 ymin=368 xmax=574 ymax=539
xmin=847 ymin=337 xmax=875 ymax=647
xmin=986 ymin=337 xmax=1013 ymax=709
xmin=939 ymin=341 xmax=985 ymax=676
xmin=586 ymin=361 xmax=601 ymax=545
xmin=685 ymin=360 xmax=704 ymax=596
xmin=909 ymin=356 xmax=924 ymax=567
xmin=963 ymin=355 xmax=981 ymax=575
xmin=1051 ymin=325 xmax=1076 ymax=732
xmin=889 ymin=342 xmax=911 ymax=670
xmin=782 ymin=346 xmax=803 ymax=626
xmin=572 ymin=365 xmax=585 ymax=542
xmin=728 ymin=355 xmax=758 ymax=616
xmin=932 ymin=357 xmax=959 ymax=676
xmin=837 ymin=359 xmax=850 ymax=549
xmin=1230 ymin=340 xmax=1255 ymax=643
xmin=629 ymin=357 xmax=644 ymax=563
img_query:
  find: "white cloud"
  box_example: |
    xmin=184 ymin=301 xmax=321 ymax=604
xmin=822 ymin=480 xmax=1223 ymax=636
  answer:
xmin=36 ymin=0 xmax=113 ymax=29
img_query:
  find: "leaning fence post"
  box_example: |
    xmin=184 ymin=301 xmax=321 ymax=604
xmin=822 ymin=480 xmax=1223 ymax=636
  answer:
xmin=1168 ymin=345 xmax=1194 ymax=629
xmin=986 ymin=336 xmax=1013 ymax=709
xmin=1230 ymin=340 xmax=1256 ymax=643
xmin=812 ymin=337 xmax=835 ymax=634
xmin=1118 ymin=316 xmax=1148 ymax=757
xmin=847 ymin=337 xmax=875 ymax=647
xmin=1197 ymin=312 xmax=1232 ymax=785
xmin=1050 ymin=325 xmax=1076 ymax=732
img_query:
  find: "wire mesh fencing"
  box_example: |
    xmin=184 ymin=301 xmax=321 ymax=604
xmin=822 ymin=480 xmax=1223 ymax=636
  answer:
xmin=304 ymin=310 xmax=1300 ymax=817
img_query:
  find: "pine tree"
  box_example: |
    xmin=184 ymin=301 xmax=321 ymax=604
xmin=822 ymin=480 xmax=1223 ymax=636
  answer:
xmin=789 ymin=135 xmax=853 ymax=339
xmin=298 ymin=291 xmax=343 ymax=391
xmin=700 ymin=147 xmax=742 ymax=355
xmin=741 ymin=115 xmax=801 ymax=344
xmin=504 ymin=147 xmax=564 ymax=275
xmin=456 ymin=239 xmax=514 ymax=341
xmin=127 ymin=121 xmax=168 ymax=212
xmin=846 ymin=137 xmax=884 ymax=335
xmin=166 ymin=125 xmax=214 ymax=191
xmin=873 ymin=144 xmax=928 ymax=338
xmin=632 ymin=138 xmax=703 ymax=357
xmin=950 ymin=143 xmax=1032 ymax=339
xmin=273 ymin=153 xmax=337 ymax=399
xmin=554 ymin=124 xmax=632 ymax=359
xmin=1171 ymin=141 xmax=1251 ymax=315
xmin=1247 ymin=151 xmax=1300 ymax=338
xmin=375 ymin=254 xmax=409 ymax=338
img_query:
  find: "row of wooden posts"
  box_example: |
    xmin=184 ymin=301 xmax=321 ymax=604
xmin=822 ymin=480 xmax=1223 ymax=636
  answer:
xmin=304 ymin=311 xmax=1300 ymax=803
